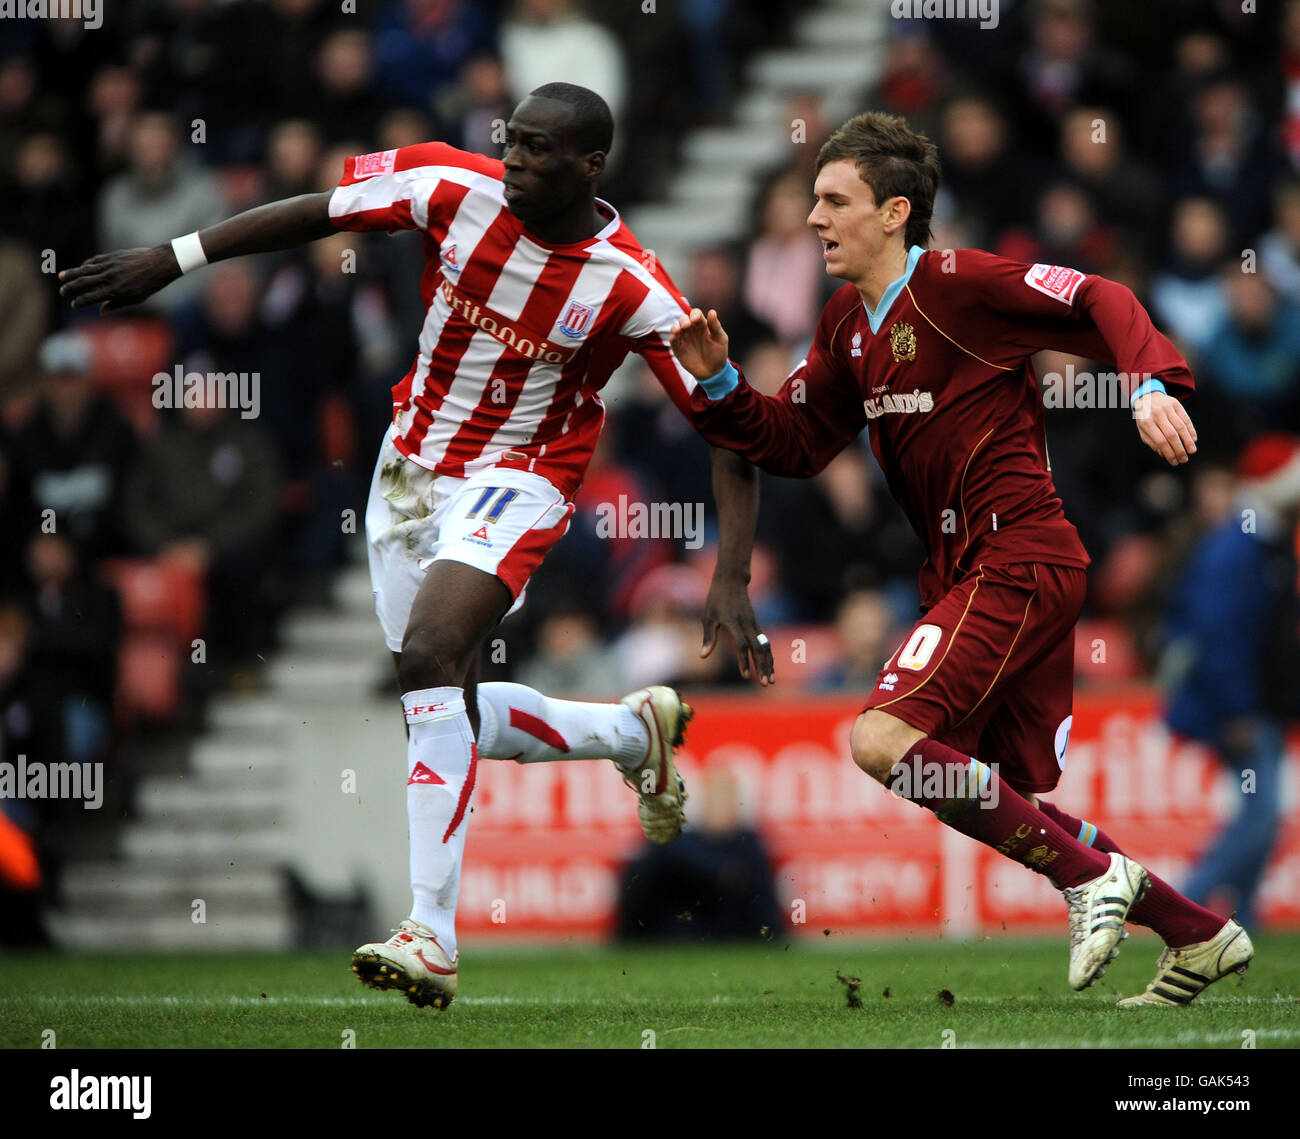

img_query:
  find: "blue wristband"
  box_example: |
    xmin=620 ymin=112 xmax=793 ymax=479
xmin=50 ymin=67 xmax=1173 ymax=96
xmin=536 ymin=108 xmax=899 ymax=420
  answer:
xmin=698 ymin=359 xmax=739 ymax=400
xmin=1130 ymin=378 xmax=1166 ymax=407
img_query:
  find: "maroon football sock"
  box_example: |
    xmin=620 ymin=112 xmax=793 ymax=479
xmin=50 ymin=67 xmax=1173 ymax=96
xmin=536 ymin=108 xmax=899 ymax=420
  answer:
xmin=1036 ymin=798 xmax=1226 ymax=947
xmin=889 ymin=740 xmax=1110 ymax=889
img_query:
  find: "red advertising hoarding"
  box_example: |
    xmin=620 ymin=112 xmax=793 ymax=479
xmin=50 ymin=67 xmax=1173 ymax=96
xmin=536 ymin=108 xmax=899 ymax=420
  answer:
xmin=459 ymin=689 xmax=1300 ymax=938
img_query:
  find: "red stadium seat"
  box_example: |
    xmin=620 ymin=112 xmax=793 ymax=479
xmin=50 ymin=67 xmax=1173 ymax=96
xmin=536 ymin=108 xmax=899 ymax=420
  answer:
xmin=115 ymin=631 xmax=184 ymax=723
xmin=75 ymin=317 xmax=175 ymax=437
xmin=99 ymin=557 xmax=206 ymax=643
xmin=1073 ymin=618 xmax=1142 ymax=683
xmin=765 ymin=624 xmax=842 ymax=688
xmin=78 ymin=317 xmax=174 ymax=389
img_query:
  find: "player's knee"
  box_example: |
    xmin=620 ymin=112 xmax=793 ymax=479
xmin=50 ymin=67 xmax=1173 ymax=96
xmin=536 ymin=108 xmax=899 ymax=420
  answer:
xmin=851 ymin=711 xmax=929 ymax=785
xmin=850 ymin=713 xmax=901 ymax=783
xmin=397 ymin=625 xmax=474 ymax=693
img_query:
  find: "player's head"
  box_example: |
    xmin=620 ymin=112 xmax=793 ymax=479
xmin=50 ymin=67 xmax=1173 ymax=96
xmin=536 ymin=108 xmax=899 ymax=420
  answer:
xmin=502 ymin=83 xmax=613 ymax=224
xmin=809 ymin=111 xmax=940 ymax=284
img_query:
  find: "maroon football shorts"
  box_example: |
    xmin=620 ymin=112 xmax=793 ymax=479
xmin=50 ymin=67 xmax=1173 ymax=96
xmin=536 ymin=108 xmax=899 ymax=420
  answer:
xmin=861 ymin=562 xmax=1087 ymax=794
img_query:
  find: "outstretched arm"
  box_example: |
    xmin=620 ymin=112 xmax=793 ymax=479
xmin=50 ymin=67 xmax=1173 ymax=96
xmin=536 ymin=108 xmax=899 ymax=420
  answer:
xmin=670 ymin=307 xmax=867 ymax=478
xmin=58 ymin=190 xmax=338 ymax=313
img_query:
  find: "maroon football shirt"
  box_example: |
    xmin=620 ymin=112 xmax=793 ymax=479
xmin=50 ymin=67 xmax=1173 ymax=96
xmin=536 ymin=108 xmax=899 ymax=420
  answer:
xmin=689 ymin=248 xmax=1194 ymax=607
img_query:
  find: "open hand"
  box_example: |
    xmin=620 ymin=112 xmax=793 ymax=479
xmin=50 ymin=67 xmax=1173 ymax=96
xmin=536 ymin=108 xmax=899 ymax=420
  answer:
xmin=58 ymin=246 xmax=181 ymax=313
xmin=670 ymin=307 xmax=730 ymax=380
xmin=701 ymin=571 xmax=775 ymax=686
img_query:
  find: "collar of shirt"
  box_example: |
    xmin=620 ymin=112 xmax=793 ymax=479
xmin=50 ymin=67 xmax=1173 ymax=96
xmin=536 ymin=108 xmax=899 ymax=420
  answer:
xmin=862 ymin=244 xmax=926 ymax=334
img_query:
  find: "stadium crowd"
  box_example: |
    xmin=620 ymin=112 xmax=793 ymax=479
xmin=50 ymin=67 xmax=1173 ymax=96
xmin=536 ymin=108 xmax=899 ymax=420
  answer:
xmin=0 ymin=0 xmax=1296 ymax=850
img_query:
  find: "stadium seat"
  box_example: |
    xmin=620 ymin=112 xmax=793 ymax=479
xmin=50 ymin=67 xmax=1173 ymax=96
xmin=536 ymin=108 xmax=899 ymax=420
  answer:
xmin=765 ymin=624 xmax=842 ymax=688
xmin=1073 ymin=618 xmax=1142 ymax=682
xmin=99 ymin=557 xmax=206 ymax=644
xmin=76 ymin=318 xmax=175 ymax=435
xmin=115 ymin=631 xmax=184 ymax=723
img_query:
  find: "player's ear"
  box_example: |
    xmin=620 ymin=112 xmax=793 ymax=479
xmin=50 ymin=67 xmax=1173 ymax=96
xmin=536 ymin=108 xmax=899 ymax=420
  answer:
xmin=583 ymin=150 xmax=606 ymax=182
xmin=884 ymin=195 xmax=911 ymax=236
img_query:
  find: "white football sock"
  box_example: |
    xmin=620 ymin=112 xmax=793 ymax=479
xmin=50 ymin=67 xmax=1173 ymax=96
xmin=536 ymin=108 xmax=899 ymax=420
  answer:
xmin=475 ymin=681 xmax=648 ymax=770
xmin=402 ymin=686 xmax=477 ymax=959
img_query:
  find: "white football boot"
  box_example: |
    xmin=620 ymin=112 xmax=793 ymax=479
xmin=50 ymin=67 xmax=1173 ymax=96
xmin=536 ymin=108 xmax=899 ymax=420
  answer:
xmin=351 ymin=919 xmax=458 ymax=1010
xmin=619 ymin=686 xmax=692 ymax=844
xmin=1063 ymin=851 xmax=1150 ymax=990
xmin=1117 ymin=919 xmax=1254 ymax=1007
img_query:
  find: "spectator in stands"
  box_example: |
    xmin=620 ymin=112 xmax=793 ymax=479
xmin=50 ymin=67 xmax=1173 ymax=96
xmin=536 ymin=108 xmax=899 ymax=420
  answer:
xmin=996 ymin=179 xmax=1116 ymax=275
xmin=310 ymin=28 xmax=386 ymax=146
xmin=515 ymin=602 xmax=624 ymax=699
xmin=96 ymin=111 xmax=226 ymax=312
xmin=1197 ymin=268 xmax=1300 ymax=453
xmin=1 ymin=131 xmax=94 ymax=281
xmin=0 ymin=239 xmax=48 ymax=396
xmin=444 ymin=54 xmax=511 ymax=155
xmin=612 ymin=564 xmax=731 ymax=692
xmin=743 ymin=169 xmax=826 ymax=346
xmin=687 ymin=245 xmax=778 ymax=366
xmin=121 ymin=402 xmax=281 ymax=669
xmin=373 ymin=0 xmax=498 ymax=113
xmin=812 ymin=584 xmax=896 ymax=693
xmin=617 ymin=766 xmax=784 ymax=942
xmin=864 ymin=29 xmax=948 ymax=144
xmin=1056 ymin=106 xmax=1161 ymax=253
xmin=20 ymin=532 xmax=121 ymax=766
xmin=261 ymin=119 xmax=324 ymax=204
xmin=1168 ymin=72 xmax=1283 ymax=247
xmin=1009 ymin=0 xmax=1135 ymax=152
xmin=85 ymin=66 xmax=143 ymax=173
xmin=759 ymin=446 xmax=919 ymax=624
xmin=1160 ymin=434 xmax=1300 ymax=930
xmin=7 ymin=332 xmax=137 ymax=560
xmin=936 ymin=94 xmax=1037 ymax=248
xmin=501 ymin=1 xmax=626 ymax=129
xmin=1150 ymin=197 xmax=1232 ymax=359
xmin=1260 ymin=177 xmax=1300 ymax=307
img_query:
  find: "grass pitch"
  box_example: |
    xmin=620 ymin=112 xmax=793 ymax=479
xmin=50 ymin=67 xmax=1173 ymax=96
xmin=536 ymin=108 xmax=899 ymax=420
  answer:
xmin=2 ymin=934 xmax=1296 ymax=1049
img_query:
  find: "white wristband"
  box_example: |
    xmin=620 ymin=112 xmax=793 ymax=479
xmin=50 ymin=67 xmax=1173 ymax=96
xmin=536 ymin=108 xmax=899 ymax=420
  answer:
xmin=170 ymin=232 xmax=208 ymax=275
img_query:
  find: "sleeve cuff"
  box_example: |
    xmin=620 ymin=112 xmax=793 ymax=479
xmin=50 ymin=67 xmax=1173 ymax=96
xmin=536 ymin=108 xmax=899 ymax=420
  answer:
xmin=1130 ymin=378 xmax=1166 ymax=407
xmin=698 ymin=360 xmax=739 ymax=400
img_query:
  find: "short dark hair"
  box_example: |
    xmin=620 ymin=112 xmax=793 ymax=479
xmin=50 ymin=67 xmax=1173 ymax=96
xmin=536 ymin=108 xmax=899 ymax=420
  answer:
xmin=529 ymin=82 xmax=614 ymax=155
xmin=816 ymin=111 xmax=941 ymax=249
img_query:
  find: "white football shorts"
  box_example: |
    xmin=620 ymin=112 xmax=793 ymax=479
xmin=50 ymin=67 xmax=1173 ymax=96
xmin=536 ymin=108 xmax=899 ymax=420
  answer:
xmin=365 ymin=432 xmax=575 ymax=652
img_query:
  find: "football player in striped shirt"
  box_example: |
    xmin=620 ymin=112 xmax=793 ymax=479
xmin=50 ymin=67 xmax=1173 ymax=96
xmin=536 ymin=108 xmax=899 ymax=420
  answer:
xmin=671 ymin=110 xmax=1252 ymax=1007
xmin=61 ymin=84 xmax=775 ymax=1009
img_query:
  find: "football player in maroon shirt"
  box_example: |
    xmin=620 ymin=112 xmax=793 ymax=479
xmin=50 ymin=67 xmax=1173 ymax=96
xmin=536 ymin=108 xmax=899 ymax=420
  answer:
xmin=672 ymin=110 xmax=1250 ymax=1006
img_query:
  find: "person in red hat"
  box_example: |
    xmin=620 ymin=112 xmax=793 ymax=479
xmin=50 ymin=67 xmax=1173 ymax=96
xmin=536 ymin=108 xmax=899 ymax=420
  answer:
xmin=1161 ymin=433 xmax=1300 ymax=939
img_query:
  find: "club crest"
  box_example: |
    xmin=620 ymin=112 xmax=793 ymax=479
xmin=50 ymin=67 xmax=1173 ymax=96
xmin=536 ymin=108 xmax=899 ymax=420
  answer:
xmin=559 ymin=301 xmax=594 ymax=338
xmin=889 ymin=321 xmax=916 ymax=363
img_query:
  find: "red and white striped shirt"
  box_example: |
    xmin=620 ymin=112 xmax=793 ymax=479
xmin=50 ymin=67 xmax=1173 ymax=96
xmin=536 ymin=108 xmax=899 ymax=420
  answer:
xmin=330 ymin=142 xmax=702 ymax=498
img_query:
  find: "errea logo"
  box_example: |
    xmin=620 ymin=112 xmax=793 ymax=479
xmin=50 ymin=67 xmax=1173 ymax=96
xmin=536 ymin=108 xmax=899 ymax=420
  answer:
xmin=879 ymin=672 xmax=900 ymax=692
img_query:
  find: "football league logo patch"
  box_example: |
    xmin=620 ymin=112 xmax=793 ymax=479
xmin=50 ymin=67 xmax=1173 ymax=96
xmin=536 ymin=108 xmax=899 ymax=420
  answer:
xmin=1025 ymin=263 xmax=1084 ymax=305
xmin=559 ymin=301 xmax=594 ymax=338
xmin=353 ymin=149 xmax=398 ymax=179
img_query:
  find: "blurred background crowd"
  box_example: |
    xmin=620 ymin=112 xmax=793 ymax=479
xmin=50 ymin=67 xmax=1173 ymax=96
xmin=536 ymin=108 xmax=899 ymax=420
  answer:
xmin=0 ymin=0 xmax=1298 ymax=940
